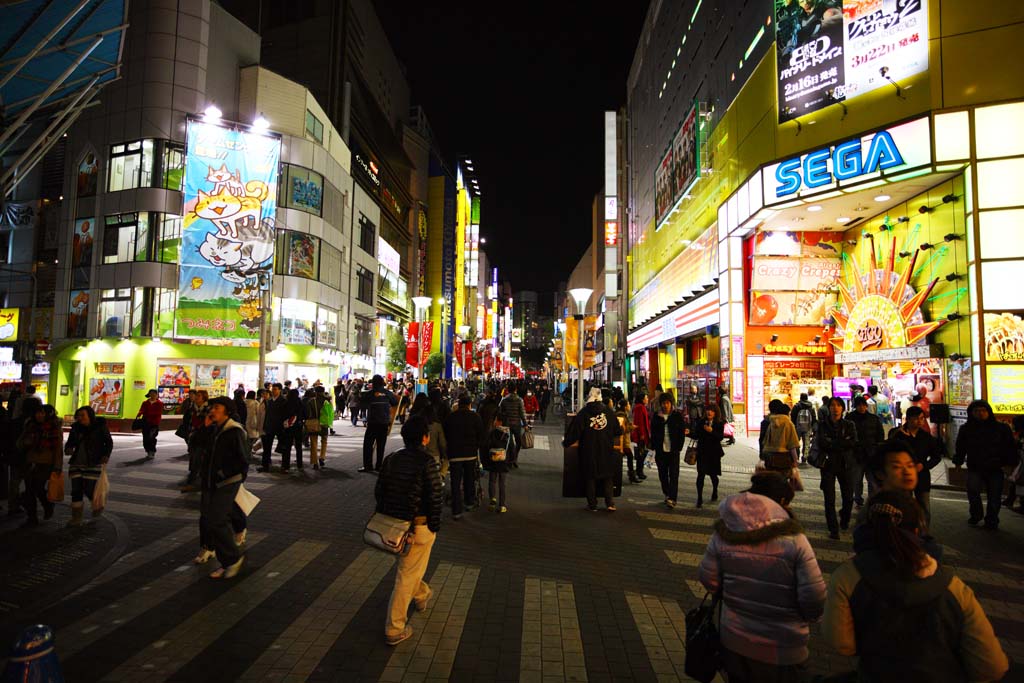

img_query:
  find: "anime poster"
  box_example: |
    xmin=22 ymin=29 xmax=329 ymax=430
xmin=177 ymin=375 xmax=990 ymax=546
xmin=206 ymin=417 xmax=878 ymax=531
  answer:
xmin=287 ymin=232 xmax=317 ymax=278
xmin=71 ymin=218 xmax=94 ymax=288
xmin=89 ymin=377 xmax=123 ymax=416
xmin=67 ymin=290 xmax=89 ymax=338
xmin=196 ymin=363 xmax=228 ymax=397
xmin=157 ymin=364 xmax=193 ymax=387
xmin=77 ymin=152 xmax=98 ymax=197
xmin=176 ymin=119 xmax=281 ymax=340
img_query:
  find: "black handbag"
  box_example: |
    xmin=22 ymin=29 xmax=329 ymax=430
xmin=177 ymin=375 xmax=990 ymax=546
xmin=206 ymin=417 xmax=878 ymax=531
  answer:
xmin=131 ymin=416 xmax=146 ymax=431
xmin=684 ymin=591 xmax=722 ymax=683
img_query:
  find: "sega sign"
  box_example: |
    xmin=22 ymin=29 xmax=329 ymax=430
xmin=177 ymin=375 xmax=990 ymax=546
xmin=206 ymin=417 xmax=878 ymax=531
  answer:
xmin=762 ymin=118 xmax=931 ymax=204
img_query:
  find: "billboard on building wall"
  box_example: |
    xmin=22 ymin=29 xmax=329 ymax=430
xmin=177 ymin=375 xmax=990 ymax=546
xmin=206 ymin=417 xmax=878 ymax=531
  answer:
xmin=655 ymin=101 xmax=701 ymax=228
xmin=176 ymin=120 xmax=281 ymax=340
xmin=775 ymin=0 xmax=928 ymax=123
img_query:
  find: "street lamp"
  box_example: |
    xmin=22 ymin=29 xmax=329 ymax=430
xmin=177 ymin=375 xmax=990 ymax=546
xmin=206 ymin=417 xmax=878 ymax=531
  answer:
xmin=568 ymin=287 xmax=592 ymax=411
xmin=412 ymin=296 xmax=432 ymax=388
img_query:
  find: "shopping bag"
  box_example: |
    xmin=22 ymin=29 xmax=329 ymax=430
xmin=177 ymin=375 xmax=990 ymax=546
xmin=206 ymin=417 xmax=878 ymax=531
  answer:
xmin=723 ymin=422 xmax=735 ymax=438
xmin=234 ymin=484 xmax=261 ymax=516
xmin=93 ymin=467 xmax=109 ymax=511
xmin=521 ymin=428 xmax=535 ymax=450
xmin=46 ymin=471 xmax=65 ymax=503
xmin=684 ymin=592 xmax=722 ymax=683
xmin=790 ymin=466 xmax=805 ymax=492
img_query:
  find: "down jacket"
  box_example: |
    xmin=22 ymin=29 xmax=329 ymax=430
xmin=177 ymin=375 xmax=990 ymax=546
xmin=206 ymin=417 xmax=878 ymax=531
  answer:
xmin=698 ymin=492 xmax=826 ymax=666
xmin=375 ymin=446 xmax=443 ymax=533
xmin=954 ymin=399 xmax=1017 ymax=472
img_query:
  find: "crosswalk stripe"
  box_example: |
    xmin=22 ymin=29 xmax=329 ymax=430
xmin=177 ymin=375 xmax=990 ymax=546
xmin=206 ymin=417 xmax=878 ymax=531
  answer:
xmin=624 ymin=592 xmax=691 ymax=681
xmin=116 ymin=470 xmax=272 ymax=490
xmin=99 ymin=539 xmax=328 ymax=682
xmin=519 ymin=577 xmax=587 ymax=682
xmin=664 ymin=550 xmax=704 ymax=567
xmin=107 ymin=500 xmax=198 ymax=520
xmin=59 ymin=533 xmax=268 ymax=660
xmin=381 ymin=562 xmax=480 ymax=681
xmin=238 ymin=549 xmax=393 ymax=681
xmin=65 ymin=526 xmax=194 ymax=599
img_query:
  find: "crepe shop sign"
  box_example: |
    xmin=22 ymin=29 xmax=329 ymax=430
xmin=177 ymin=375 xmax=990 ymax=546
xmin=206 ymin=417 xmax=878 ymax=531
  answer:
xmin=764 ymin=343 xmax=829 ymax=355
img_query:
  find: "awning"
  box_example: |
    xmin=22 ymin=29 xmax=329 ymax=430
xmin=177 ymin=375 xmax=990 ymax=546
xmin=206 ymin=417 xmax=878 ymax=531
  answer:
xmin=0 ymin=0 xmax=128 ymax=195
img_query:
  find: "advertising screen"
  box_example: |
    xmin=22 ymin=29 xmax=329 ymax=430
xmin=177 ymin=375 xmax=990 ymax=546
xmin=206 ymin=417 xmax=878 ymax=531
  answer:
xmin=775 ymin=0 xmax=928 ymax=123
xmin=655 ymin=102 xmax=700 ymax=227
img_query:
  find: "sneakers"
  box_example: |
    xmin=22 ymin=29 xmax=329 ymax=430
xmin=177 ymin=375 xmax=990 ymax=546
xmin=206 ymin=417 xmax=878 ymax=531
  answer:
xmin=357 ymin=467 xmax=373 ymax=473
xmin=665 ymin=499 xmax=676 ymax=509
xmin=415 ymin=588 xmax=433 ymax=612
xmin=488 ymin=497 xmax=497 ymax=512
xmin=386 ymin=626 xmax=413 ymax=646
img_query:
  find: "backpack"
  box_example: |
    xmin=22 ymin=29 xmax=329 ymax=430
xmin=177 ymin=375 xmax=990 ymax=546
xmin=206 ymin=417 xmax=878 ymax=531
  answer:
xmin=794 ymin=404 xmax=812 ymax=434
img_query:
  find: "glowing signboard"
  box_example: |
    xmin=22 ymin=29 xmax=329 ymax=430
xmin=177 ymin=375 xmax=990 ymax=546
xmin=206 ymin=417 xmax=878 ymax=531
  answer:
xmin=0 ymin=308 xmax=19 ymax=341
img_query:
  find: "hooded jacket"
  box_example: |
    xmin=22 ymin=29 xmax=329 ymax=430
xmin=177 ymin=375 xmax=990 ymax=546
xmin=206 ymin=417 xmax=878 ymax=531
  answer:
xmin=761 ymin=414 xmax=800 ymax=455
xmin=698 ymin=493 xmax=826 ymax=665
xmin=823 ymin=549 xmax=1008 ymax=682
xmin=954 ymin=399 xmax=1017 ymax=471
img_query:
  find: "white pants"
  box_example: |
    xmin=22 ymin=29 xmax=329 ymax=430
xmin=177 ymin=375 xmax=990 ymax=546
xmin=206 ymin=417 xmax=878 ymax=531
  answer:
xmin=385 ymin=525 xmax=436 ymax=636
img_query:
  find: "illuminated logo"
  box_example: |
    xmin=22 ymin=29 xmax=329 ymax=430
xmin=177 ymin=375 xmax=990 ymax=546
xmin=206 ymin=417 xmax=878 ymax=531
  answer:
xmin=775 ymin=130 xmax=904 ymax=198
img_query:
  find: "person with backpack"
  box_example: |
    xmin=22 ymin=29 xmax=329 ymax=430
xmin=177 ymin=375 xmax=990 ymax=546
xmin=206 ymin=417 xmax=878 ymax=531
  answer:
xmin=815 ymin=397 xmax=860 ymax=539
xmin=790 ymin=393 xmax=817 ymax=465
xmin=498 ymin=387 xmax=526 ymax=469
xmin=760 ymin=399 xmax=800 ymax=477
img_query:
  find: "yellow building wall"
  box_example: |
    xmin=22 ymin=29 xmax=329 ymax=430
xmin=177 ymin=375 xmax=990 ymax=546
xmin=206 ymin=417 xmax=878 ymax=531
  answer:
xmin=426 ymin=176 xmax=446 ymax=353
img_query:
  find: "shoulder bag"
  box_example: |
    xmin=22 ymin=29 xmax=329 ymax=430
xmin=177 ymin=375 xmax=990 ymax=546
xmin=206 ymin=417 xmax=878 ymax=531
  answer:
xmin=684 ymin=439 xmax=698 ymax=466
xmin=490 ymin=431 xmax=512 ymax=462
xmin=363 ymin=511 xmax=412 ymax=555
xmin=684 ymin=591 xmax=723 ymax=683
xmin=131 ymin=415 xmax=146 ymax=431
xmin=521 ymin=427 xmax=534 ymax=450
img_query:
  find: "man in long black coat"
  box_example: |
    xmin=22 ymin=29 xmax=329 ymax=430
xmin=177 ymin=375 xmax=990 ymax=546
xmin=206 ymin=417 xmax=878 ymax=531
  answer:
xmin=564 ymin=388 xmax=623 ymax=511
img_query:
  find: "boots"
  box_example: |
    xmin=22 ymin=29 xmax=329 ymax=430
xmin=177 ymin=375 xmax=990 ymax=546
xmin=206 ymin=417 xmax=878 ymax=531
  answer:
xmin=66 ymin=502 xmax=84 ymax=528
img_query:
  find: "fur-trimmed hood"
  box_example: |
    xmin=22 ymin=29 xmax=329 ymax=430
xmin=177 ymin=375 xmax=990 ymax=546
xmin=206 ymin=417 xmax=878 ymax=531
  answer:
xmin=713 ymin=492 xmax=802 ymax=544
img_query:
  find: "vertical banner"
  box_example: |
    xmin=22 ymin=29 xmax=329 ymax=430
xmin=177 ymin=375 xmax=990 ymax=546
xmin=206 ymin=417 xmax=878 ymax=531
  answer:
xmin=405 ymin=322 xmax=420 ymax=367
xmin=565 ymin=317 xmax=579 ymax=368
xmin=551 ymin=338 xmax=564 ymax=372
xmin=583 ymin=315 xmax=598 ymax=369
xmin=177 ymin=119 xmax=281 ymax=339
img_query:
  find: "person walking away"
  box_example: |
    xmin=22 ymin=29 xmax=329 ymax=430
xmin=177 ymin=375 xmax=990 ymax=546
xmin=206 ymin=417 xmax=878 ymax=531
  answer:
xmin=477 ymin=390 xmax=499 ymax=434
xmin=539 ymin=386 xmax=551 ymax=423
xmin=303 ymin=386 xmax=329 ymax=470
xmin=277 ymin=388 xmax=305 ymax=472
xmin=444 ymin=395 xmax=484 ymax=518
xmin=760 ymin=399 xmax=800 ymax=481
xmin=347 ymin=379 xmax=363 ymax=426
xmin=887 ymin=406 xmax=942 ymax=523
xmin=650 ymin=393 xmax=687 ymax=509
xmin=331 ymin=378 xmax=344 ymax=434
xmin=360 ymin=375 xmax=398 ymax=473
xmin=412 ymin=393 xmax=448 ymax=481
xmin=816 ymin=394 xmax=831 ymax=426
xmin=790 ymin=393 xmax=817 ymax=464
xmin=693 ymin=405 xmax=725 ymax=508
xmin=523 ymin=390 xmax=539 ymax=428
xmin=954 ymin=398 xmax=1017 ymax=530
xmin=629 ymin=394 xmax=651 ymax=483
xmin=481 ymin=413 xmax=512 ymax=512
xmin=848 ymin=396 xmax=884 ymax=507
xmin=822 ymin=490 xmax=1008 ymax=682
xmin=233 ymin=389 xmax=248 ymax=428
xmin=717 ymin=386 xmax=735 ymax=445
xmin=64 ymin=406 xmax=112 ymax=526
xmin=7 ymin=393 xmax=42 ymax=517
xmin=698 ymin=474 xmax=826 ymax=682
xmin=16 ymin=404 xmax=63 ymax=527
xmin=137 ymin=389 xmax=163 ymax=459
xmin=259 ymin=383 xmax=285 ymax=472
xmin=316 ymin=386 xmax=334 ymax=466
xmin=815 ymin=397 xmax=859 ymax=539
xmin=564 ymin=387 xmax=623 ymax=512
xmin=614 ymin=399 xmax=634 ymax=482
xmin=244 ymin=390 xmax=263 ymax=458
xmin=498 ymin=387 xmax=526 ymax=469
xmin=376 ymin=416 xmax=443 ymax=645
xmin=199 ymin=397 xmax=250 ymax=578
xmin=178 ymin=389 xmax=197 ymax=448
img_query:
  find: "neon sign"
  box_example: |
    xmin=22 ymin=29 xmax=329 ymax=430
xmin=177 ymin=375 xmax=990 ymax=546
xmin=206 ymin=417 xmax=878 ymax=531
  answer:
xmin=775 ymin=130 xmax=904 ymax=198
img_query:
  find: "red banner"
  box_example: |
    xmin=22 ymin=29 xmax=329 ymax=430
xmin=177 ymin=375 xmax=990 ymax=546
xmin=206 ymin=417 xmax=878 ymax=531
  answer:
xmin=405 ymin=322 xmax=435 ymax=368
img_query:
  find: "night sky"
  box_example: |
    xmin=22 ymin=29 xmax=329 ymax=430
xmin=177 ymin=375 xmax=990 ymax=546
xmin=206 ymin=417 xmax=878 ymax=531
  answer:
xmin=376 ymin=2 xmax=650 ymax=310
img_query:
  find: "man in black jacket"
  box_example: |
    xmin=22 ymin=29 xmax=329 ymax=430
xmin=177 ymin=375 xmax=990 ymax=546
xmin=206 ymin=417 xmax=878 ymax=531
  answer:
xmin=376 ymin=416 xmax=443 ymax=645
xmin=202 ymin=397 xmax=249 ymax=579
xmin=443 ymin=395 xmax=485 ymax=519
xmin=360 ymin=375 xmax=398 ymax=473
xmin=259 ymin=383 xmax=285 ymax=473
xmin=848 ymin=396 xmax=884 ymax=506
xmin=816 ymin=397 xmax=859 ymax=539
xmin=954 ymin=399 xmax=1017 ymax=530
xmin=888 ymin=405 xmax=943 ymax=523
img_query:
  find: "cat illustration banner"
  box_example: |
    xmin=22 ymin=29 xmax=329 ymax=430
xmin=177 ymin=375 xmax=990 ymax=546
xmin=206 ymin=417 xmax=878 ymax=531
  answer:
xmin=176 ymin=119 xmax=282 ymax=340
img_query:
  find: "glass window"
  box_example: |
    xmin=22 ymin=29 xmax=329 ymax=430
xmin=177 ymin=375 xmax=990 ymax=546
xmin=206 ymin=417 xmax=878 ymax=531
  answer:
xmin=358 ymin=214 xmax=375 ymax=255
xmin=103 ymin=213 xmax=150 ymax=263
xmin=108 ymin=140 xmax=154 ymax=192
xmin=356 ymin=265 xmax=374 ymax=305
xmin=278 ymin=297 xmax=316 ymax=345
xmin=316 ymin=306 xmax=338 ymax=347
xmin=305 ymin=110 xmax=324 ymax=144
xmin=280 ymin=164 xmax=324 ymax=216
xmin=158 ymin=214 xmax=181 ymax=263
xmin=161 ymin=141 xmax=185 ymax=190
xmin=130 ymin=287 xmax=148 ymax=336
xmin=354 ymin=316 xmax=373 ymax=355
xmin=153 ymin=288 xmax=177 ymax=337
xmin=275 ymin=230 xmax=320 ymax=279
xmin=321 ymin=242 xmax=343 ymax=290
xmin=98 ymin=288 xmax=132 ymax=337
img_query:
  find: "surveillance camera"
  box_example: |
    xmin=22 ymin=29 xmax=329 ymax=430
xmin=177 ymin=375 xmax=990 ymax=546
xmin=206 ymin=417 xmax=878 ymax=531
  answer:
xmin=879 ymin=66 xmax=889 ymax=77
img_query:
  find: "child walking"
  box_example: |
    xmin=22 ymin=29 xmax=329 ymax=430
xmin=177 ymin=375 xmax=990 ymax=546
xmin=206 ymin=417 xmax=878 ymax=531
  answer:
xmin=482 ymin=413 xmax=512 ymax=513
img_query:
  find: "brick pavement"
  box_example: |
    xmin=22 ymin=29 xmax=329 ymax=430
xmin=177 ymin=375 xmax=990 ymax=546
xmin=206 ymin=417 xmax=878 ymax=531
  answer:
xmin=1 ymin=416 xmax=1022 ymax=682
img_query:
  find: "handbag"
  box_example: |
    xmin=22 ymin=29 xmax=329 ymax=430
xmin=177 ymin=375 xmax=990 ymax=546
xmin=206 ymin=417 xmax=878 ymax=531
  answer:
xmin=684 ymin=591 xmax=722 ymax=683
xmin=234 ymin=483 xmax=261 ymax=516
xmin=806 ymin=440 xmax=823 ymax=469
xmin=131 ymin=416 xmax=146 ymax=431
xmin=174 ymin=422 xmax=190 ymax=441
xmin=363 ymin=511 xmax=413 ymax=555
xmin=684 ymin=440 xmax=698 ymax=466
xmin=490 ymin=431 xmax=512 ymax=462
xmin=47 ymin=471 xmax=65 ymax=503
xmin=93 ymin=467 xmax=109 ymax=511
xmin=304 ymin=417 xmax=321 ymax=434
xmin=521 ymin=428 xmax=535 ymax=450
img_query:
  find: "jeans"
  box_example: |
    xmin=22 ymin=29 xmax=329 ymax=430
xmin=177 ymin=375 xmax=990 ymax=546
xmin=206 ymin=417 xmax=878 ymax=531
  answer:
xmin=798 ymin=431 xmax=812 ymax=460
xmin=386 ymin=525 xmax=435 ymax=637
xmin=967 ymin=469 xmax=1004 ymax=527
xmin=350 ymin=408 xmax=360 ymax=426
xmin=586 ymin=477 xmax=614 ymax=508
xmin=200 ymin=482 xmax=243 ymax=567
xmin=450 ymin=460 xmax=478 ymax=515
xmin=628 ymin=442 xmax=647 ymax=480
xmin=142 ymin=424 xmax=158 ymax=454
xmin=309 ymin=430 xmax=328 ymax=465
xmin=507 ymin=426 xmax=523 ymax=465
xmin=655 ymin=450 xmax=680 ymax=502
xmin=363 ymin=423 xmax=389 ymax=469
xmin=488 ymin=470 xmax=507 ymax=507
xmin=820 ymin=463 xmax=856 ymax=533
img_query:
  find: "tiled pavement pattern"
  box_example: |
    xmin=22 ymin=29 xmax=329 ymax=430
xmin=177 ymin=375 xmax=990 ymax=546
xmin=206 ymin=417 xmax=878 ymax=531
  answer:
xmin=2 ymin=419 xmax=1022 ymax=682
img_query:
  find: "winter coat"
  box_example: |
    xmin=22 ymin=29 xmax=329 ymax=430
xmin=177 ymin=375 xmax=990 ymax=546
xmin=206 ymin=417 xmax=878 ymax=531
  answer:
xmin=424 ymin=420 xmax=446 ymax=464
xmin=481 ymin=426 xmax=512 ymax=473
xmin=499 ymin=393 xmax=526 ymax=428
xmin=888 ymin=425 xmax=943 ymax=492
xmin=790 ymin=400 xmax=816 ymax=436
xmin=630 ymin=402 xmax=651 ymax=444
xmin=444 ymin=408 xmax=485 ymax=461
xmin=564 ymin=401 xmax=623 ymax=480
xmin=761 ymin=414 xmax=800 ymax=470
xmin=346 ymin=385 xmax=362 ymax=408
xmin=693 ymin=418 xmax=725 ymax=475
xmin=848 ymin=410 xmax=884 ymax=464
xmin=17 ymin=416 xmax=64 ymax=469
xmin=375 ymin=446 xmax=443 ymax=532
xmin=244 ymin=398 xmax=263 ymax=439
xmin=815 ymin=416 xmax=859 ymax=474
xmin=523 ymin=394 xmax=540 ymax=414
xmin=685 ymin=395 xmax=705 ymax=421
xmin=718 ymin=394 xmax=734 ymax=423
xmin=362 ymin=387 xmax=398 ymax=425
xmin=698 ymin=493 xmax=826 ymax=666
xmin=650 ymin=410 xmax=687 ymax=455
xmin=263 ymin=395 xmax=287 ymax=435
xmin=823 ymin=549 xmax=1008 ymax=682
xmin=200 ymin=418 xmax=249 ymax=491
xmin=139 ymin=398 xmax=163 ymax=426
xmin=954 ymin=399 xmax=1017 ymax=472
xmin=477 ymin=397 xmax=499 ymax=433
xmin=65 ymin=419 xmax=113 ymax=469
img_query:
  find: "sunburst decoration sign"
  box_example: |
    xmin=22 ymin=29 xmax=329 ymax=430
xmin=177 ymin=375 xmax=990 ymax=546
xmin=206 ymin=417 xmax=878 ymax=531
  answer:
xmin=829 ymin=235 xmax=946 ymax=353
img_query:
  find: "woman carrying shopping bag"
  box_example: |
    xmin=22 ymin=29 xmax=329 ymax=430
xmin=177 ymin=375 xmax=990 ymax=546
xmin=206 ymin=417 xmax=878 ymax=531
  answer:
xmin=64 ymin=406 xmax=113 ymax=526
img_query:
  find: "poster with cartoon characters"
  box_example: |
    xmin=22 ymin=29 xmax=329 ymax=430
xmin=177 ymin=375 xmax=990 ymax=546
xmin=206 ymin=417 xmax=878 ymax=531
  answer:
xmin=176 ymin=119 xmax=281 ymax=340
xmin=89 ymin=377 xmax=123 ymax=416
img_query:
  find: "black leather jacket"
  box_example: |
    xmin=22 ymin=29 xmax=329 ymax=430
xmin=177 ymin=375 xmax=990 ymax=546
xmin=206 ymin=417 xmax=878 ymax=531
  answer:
xmin=375 ymin=446 xmax=443 ymax=532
